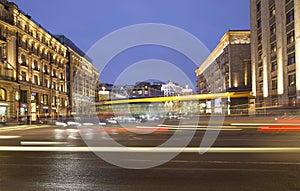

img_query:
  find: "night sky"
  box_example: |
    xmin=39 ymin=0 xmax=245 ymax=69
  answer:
xmin=12 ymin=0 xmax=250 ymax=88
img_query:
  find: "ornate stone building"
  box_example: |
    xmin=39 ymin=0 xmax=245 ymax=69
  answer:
xmin=195 ymin=30 xmax=251 ymax=114
xmin=0 ymin=0 xmax=99 ymax=122
xmin=195 ymin=30 xmax=251 ymax=94
xmin=0 ymin=0 xmax=68 ymax=122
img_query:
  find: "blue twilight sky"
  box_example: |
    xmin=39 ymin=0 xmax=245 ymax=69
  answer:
xmin=12 ymin=0 xmax=250 ymax=88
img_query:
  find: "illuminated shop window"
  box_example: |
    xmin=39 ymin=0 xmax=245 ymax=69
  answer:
xmin=0 ymin=88 xmax=6 ymax=101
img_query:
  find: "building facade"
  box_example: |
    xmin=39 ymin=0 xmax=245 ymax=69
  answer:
xmin=195 ymin=30 xmax=251 ymax=114
xmin=55 ymin=35 xmax=99 ymax=117
xmin=250 ymin=0 xmax=300 ymax=112
xmin=195 ymin=30 xmax=251 ymax=93
xmin=0 ymin=0 xmax=99 ymax=122
xmin=0 ymin=0 xmax=69 ymax=122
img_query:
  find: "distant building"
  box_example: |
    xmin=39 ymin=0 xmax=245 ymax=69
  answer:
xmin=250 ymin=0 xmax=300 ymax=113
xmin=195 ymin=30 xmax=251 ymax=94
xmin=161 ymin=81 xmax=193 ymax=96
xmin=195 ymin=30 xmax=252 ymax=115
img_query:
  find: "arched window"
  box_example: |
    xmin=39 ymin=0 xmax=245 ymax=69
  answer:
xmin=20 ymin=54 xmax=26 ymax=65
xmin=0 ymin=88 xmax=6 ymax=101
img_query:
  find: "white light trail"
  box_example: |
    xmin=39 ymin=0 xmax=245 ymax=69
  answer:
xmin=20 ymin=141 xmax=69 ymax=146
xmin=0 ymin=146 xmax=300 ymax=153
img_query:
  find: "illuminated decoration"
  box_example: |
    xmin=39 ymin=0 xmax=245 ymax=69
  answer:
xmin=277 ymin=55 xmax=284 ymax=95
xmin=0 ymin=88 xmax=6 ymax=101
xmin=263 ymin=56 xmax=268 ymax=97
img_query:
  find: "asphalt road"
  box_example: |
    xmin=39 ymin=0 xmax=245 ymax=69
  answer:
xmin=0 ymin=121 xmax=300 ymax=191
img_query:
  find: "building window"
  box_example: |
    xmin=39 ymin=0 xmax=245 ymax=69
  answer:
xmin=43 ymin=65 xmax=48 ymax=74
xmin=59 ymin=73 xmax=64 ymax=80
xmin=288 ymin=73 xmax=296 ymax=86
xmin=271 ymin=61 xmax=277 ymax=72
xmin=259 ymin=83 xmax=263 ymax=93
xmin=33 ymin=75 xmax=38 ymax=85
xmin=269 ymin=6 xmax=275 ymax=17
xmin=257 ymin=2 xmax=261 ymax=12
xmin=43 ymin=94 xmax=48 ymax=105
xmin=258 ymin=35 xmax=262 ymax=44
xmin=272 ymin=79 xmax=277 ymax=90
xmin=21 ymin=71 xmax=27 ymax=81
xmin=20 ymin=91 xmax=27 ymax=103
xmin=288 ymin=53 xmax=295 ymax=65
xmin=52 ymin=82 xmax=56 ymax=90
xmin=286 ymin=9 xmax=294 ymax=24
xmin=271 ymin=42 xmax=277 ymax=54
xmin=32 ymin=60 xmax=38 ymax=70
xmin=287 ymin=31 xmax=295 ymax=44
xmin=44 ymin=79 xmax=48 ymax=88
xmin=258 ymin=52 xmax=263 ymax=62
xmin=257 ymin=18 xmax=262 ymax=28
xmin=270 ymin=24 xmax=276 ymax=35
xmin=52 ymin=69 xmax=56 ymax=77
xmin=20 ymin=54 xmax=26 ymax=66
xmin=258 ymin=67 xmax=263 ymax=77
xmin=0 ymin=88 xmax=6 ymax=101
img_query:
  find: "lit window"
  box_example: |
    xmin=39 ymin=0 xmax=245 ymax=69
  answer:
xmin=270 ymin=24 xmax=276 ymax=35
xmin=0 ymin=88 xmax=6 ymax=101
xmin=269 ymin=6 xmax=275 ymax=17
xmin=288 ymin=73 xmax=296 ymax=86
xmin=271 ymin=42 xmax=277 ymax=54
xmin=287 ymin=31 xmax=294 ymax=44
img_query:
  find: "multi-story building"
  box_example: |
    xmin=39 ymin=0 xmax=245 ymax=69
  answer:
xmin=0 ymin=0 xmax=68 ymax=122
xmin=250 ymin=0 xmax=300 ymax=113
xmin=55 ymin=35 xmax=99 ymax=117
xmin=0 ymin=0 xmax=99 ymax=123
xmin=195 ymin=30 xmax=251 ymax=114
xmin=161 ymin=81 xmax=193 ymax=96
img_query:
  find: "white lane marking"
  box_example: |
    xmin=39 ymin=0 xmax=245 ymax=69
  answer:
xmin=137 ymin=126 xmax=241 ymax=131
xmin=20 ymin=141 xmax=69 ymax=146
xmin=0 ymin=135 xmax=21 ymax=139
xmin=1 ymin=146 xmax=300 ymax=152
xmin=231 ymin=123 xmax=300 ymax=126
